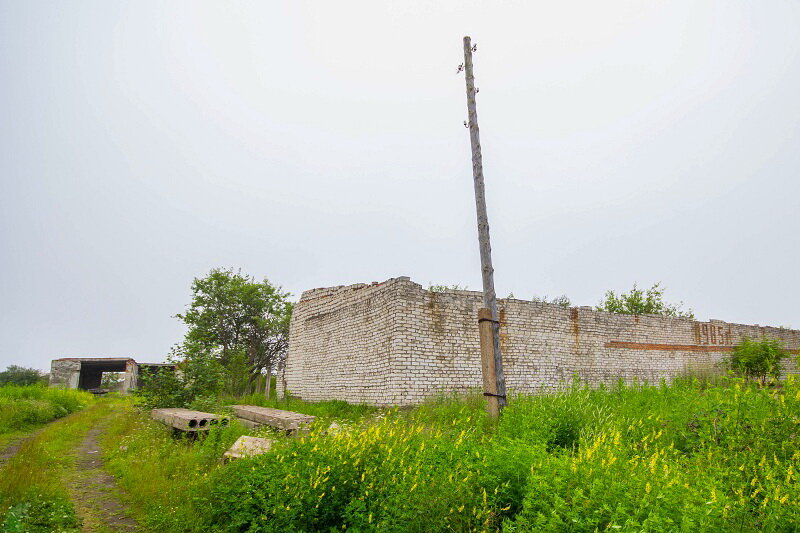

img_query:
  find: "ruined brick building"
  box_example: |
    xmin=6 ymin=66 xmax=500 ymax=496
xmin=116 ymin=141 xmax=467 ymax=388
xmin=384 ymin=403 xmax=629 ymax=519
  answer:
xmin=278 ymin=277 xmax=800 ymax=406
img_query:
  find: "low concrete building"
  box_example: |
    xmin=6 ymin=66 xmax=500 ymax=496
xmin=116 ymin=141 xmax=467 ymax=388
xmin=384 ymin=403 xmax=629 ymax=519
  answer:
xmin=49 ymin=357 xmax=173 ymax=393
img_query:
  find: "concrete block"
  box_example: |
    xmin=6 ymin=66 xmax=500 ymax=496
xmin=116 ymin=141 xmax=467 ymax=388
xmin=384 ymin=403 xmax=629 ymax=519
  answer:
xmin=231 ymin=405 xmax=315 ymax=433
xmin=151 ymin=408 xmax=229 ymax=431
xmin=223 ymin=436 xmax=273 ymax=460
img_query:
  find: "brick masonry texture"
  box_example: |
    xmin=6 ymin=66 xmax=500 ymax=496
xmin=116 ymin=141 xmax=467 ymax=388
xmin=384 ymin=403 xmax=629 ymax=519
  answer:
xmin=278 ymin=277 xmax=800 ymax=406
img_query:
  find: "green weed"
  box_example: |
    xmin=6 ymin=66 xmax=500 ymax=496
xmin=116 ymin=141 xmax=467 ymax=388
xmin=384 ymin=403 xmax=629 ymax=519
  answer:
xmin=102 ymin=380 xmax=800 ymax=531
xmin=0 ymin=385 xmax=93 ymax=435
xmin=0 ymin=400 xmax=109 ymax=532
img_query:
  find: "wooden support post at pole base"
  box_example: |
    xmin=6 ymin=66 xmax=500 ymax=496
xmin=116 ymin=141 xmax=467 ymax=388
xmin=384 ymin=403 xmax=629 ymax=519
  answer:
xmin=478 ymin=308 xmax=500 ymax=418
xmin=463 ymin=35 xmax=508 ymax=409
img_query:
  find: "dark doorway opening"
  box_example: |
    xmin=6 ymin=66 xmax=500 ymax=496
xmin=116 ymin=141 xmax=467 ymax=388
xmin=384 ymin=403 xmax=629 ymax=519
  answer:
xmin=77 ymin=359 xmax=129 ymax=390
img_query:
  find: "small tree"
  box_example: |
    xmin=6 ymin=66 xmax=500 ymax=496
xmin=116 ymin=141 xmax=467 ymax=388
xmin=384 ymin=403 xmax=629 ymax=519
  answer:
xmin=175 ymin=268 xmax=293 ymax=396
xmin=0 ymin=365 xmax=46 ymax=386
xmin=596 ymin=282 xmax=694 ymax=319
xmin=729 ymin=337 xmax=788 ymax=385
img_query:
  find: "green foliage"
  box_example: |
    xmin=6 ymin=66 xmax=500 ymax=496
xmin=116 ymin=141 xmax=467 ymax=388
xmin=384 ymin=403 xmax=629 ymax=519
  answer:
xmin=532 ymin=294 xmax=572 ymax=308
xmin=0 ymin=385 xmax=92 ymax=434
xmin=135 ymin=345 xmax=225 ymax=410
xmin=428 ymin=283 xmax=469 ymax=292
xmin=0 ymin=366 xmax=47 ymax=387
xmin=176 ymin=268 xmax=293 ymax=382
xmin=1 ymin=495 xmax=79 ymax=533
xmin=100 ymin=405 xmax=257 ymax=531
xmin=729 ymin=337 xmax=788 ymax=384
xmin=596 ymin=282 xmax=694 ymax=318
xmin=100 ymin=372 xmax=124 ymax=390
xmin=100 ymin=381 xmax=800 ymax=531
xmin=208 ymin=419 xmax=501 ymax=532
xmin=220 ymin=393 xmax=377 ymax=423
xmin=0 ymin=400 xmax=110 ymax=530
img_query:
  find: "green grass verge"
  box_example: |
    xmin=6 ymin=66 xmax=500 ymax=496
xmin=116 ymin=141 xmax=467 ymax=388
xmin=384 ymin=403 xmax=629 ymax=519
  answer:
xmin=0 ymin=385 xmax=93 ymax=435
xmin=0 ymin=399 xmax=111 ymax=532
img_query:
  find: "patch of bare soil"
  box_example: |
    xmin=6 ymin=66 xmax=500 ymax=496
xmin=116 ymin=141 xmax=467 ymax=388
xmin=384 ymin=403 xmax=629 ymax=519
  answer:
xmin=69 ymin=420 xmax=139 ymax=532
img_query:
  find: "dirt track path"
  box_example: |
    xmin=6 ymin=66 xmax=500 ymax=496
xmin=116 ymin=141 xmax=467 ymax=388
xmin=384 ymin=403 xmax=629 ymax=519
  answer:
xmin=69 ymin=417 xmax=140 ymax=532
xmin=0 ymin=428 xmax=46 ymax=469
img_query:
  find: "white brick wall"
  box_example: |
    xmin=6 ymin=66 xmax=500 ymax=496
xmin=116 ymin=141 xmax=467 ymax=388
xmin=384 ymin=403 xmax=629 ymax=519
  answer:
xmin=278 ymin=277 xmax=800 ymax=406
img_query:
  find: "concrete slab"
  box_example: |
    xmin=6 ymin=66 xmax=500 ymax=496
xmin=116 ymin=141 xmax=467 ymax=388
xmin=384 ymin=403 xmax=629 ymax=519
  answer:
xmin=151 ymin=408 xmax=229 ymax=431
xmin=223 ymin=436 xmax=274 ymax=460
xmin=230 ymin=405 xmax=315 ymax=433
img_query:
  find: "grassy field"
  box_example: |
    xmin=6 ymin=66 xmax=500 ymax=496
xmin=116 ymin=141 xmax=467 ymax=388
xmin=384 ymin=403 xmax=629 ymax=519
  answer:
xmin=97 ymin=377 xmax=800 ymax=532
xmin=0 ymin=385 xmax=93 ymax=448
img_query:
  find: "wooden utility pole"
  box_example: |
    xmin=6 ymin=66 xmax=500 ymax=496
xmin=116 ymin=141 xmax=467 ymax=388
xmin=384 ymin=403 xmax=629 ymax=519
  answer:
xmin=478 ymin=308 xmax=501 ymax=417
xmin=462 ymin=36 xmax=507 ymax=410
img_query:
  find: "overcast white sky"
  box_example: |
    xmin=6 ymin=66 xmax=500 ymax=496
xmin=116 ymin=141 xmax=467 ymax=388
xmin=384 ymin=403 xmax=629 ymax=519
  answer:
xmin=2 ymin=1 xmax=799 ymax=371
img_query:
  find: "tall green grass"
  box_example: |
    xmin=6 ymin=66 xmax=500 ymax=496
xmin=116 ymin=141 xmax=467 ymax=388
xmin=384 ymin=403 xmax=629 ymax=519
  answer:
xmin=104 ymin=379 xmax=800 ymax=531
xmin=221 ymin=393 xmax=378 ymax=423
xmin=0 ymin=400 xmax=112 ymax=532
xmin=0 ymin=385 xmax=93 ymax=435
xmin=100 ymin=404 xmax=259 ymax=531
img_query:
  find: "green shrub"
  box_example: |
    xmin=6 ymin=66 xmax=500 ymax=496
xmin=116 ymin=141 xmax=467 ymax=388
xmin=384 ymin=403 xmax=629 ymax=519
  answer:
xmin=208 ymin=419 xmax=505 ymax=532
xmin=596 ymin=282 xmax=694 ymax=318
xmin=220 ymin=393 xmax=377 ymax=423
xmin=135 ymin=346 xmax=225 ymax=410
xmin=729 ymin=337 xmax=788 ymax=384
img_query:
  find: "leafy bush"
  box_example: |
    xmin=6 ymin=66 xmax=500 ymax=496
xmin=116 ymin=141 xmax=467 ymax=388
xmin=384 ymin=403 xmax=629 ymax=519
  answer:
xmin=597 ymin=282 xmax=694 ymax=318
xmin=729 ymin=337 xmax=788 ymax=384
xmin=134 ymin=345 xmax=225 ymax=410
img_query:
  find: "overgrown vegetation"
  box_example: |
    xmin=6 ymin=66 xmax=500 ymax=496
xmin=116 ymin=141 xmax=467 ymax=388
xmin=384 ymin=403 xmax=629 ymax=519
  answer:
xmin=136 ymin=268 xmax=293 ymax=409
xmin=0 ymin=385 xmax=92 ymax=436
xmin=0 ymin=401 xmax=110 ymax=532
xmin=596 ymin=282 xmax=694 ymax=319
xmin=176 ymin=268 xmax=293 ymax=387
xmin=429 ymin=283 xmax=469 ymax=292
xmin=729 ymin=337 xmax=789 ymax=384
xmin=531 ymin=294 xmax=571 ymax=308
xmin=104 ymin=378 xmax=800 ymax=531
